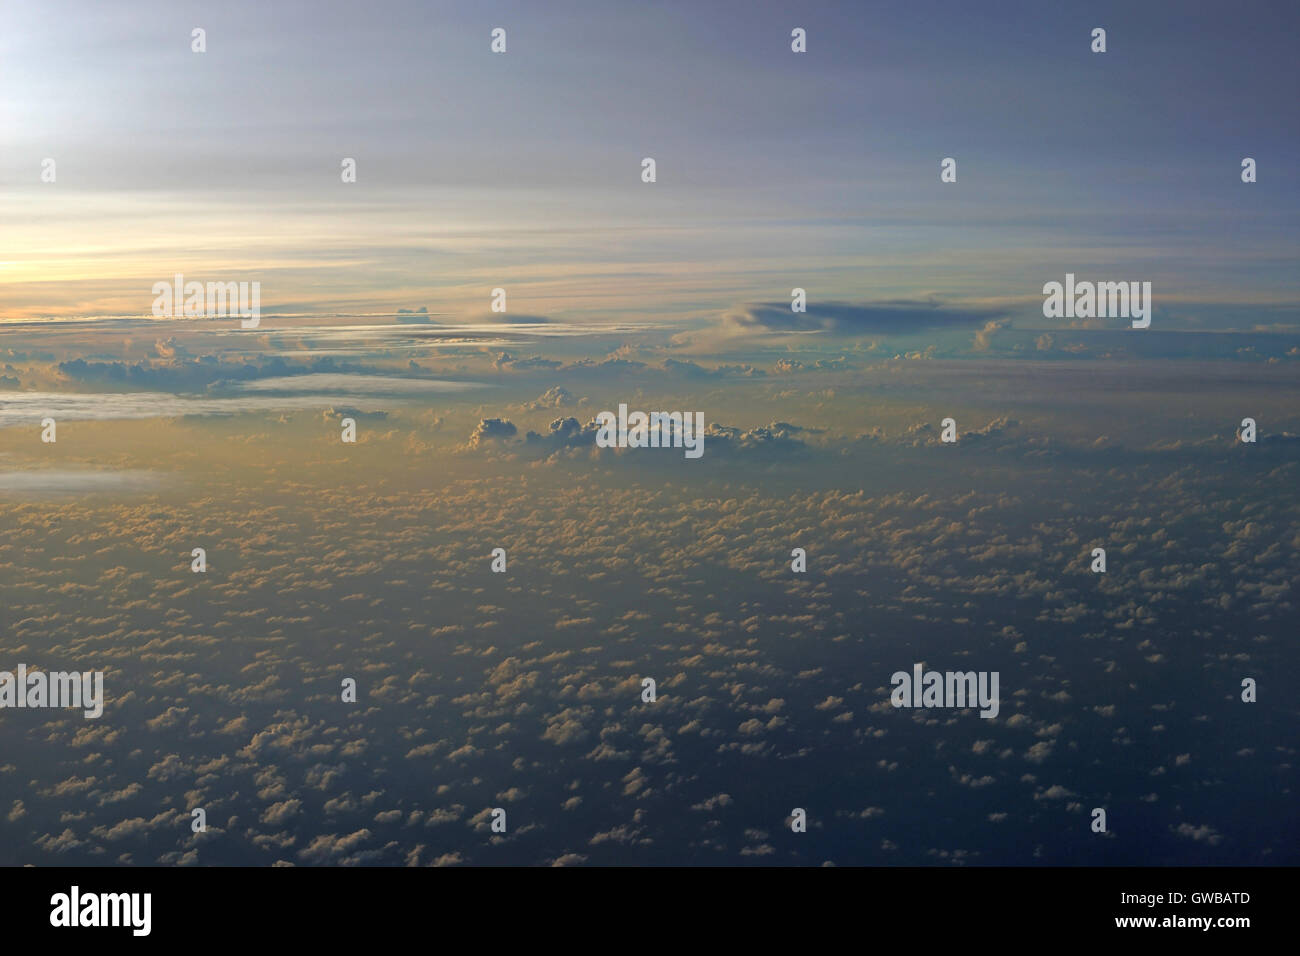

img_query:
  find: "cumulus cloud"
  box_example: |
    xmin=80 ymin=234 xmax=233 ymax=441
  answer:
xmin=4 ymin=332 xmax=1294 ymax=869
xmin=524 ymin=387 xmax=583 ymax=410
xmin=469 ymin=417 xmax=519 ymax=446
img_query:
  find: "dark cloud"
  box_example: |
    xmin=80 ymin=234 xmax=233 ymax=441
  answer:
xmin=323 ymin=406 xmax=387 ymax=421
xmin=703 ymin=421 xmax=811 ymax=457
xmin=560 ymin=358 xmax=647 ymax=375
xmin=723 ymin=300 xmax=1006 ymax=336
xmin=470 ymin=416 xmax=816 ymax=462
xmin=524 ymin=416 xmax=600 ymax=450
xmin=470 ymin=417 xmax=519 ymax=444
xmin=57 ymin=355 xmax=385 ymax=392
xmin=661 ymin=359 xmax=765 ymax=379
xmin=493 ymin=352 xmax=562 ymax=372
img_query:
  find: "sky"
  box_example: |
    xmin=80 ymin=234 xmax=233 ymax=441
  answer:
xmin=0 ymin=1 xmax=1297 ymax=868
xmin=1 ymin=0 xmax=1297 ymax=327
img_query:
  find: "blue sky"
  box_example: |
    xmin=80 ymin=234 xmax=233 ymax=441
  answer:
xmin=1 ymin=0 xmax=1296 ymax=327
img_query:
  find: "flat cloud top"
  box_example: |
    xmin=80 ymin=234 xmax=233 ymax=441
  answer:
xmin=723 ymin=300 xmax=1007 ymax=335
xmin=0 ymin=468 xmax=165 ymax=495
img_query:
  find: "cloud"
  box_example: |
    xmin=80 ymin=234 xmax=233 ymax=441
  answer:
xmin=5 ymin=340 xmax=1295 ymax=868
xmin=523 ymin=416 xmax=599 ymax=451
xmin=297 ymin=829 xmax=375 ymax=864
xmin=231 ymin=374 xmax=484 ymax=396
xmin=973 ymin=319 xmax=1010 ymax=350
xmin=459 ymin=416 xmax=818 ymax=462
xmin=261 ymin=799 xmax=303 ymax=826
xmin=559 ymin=358 xmax=647 ymax=376
xmin=0 ymin=374 xmax=482 ymax=425
xmin=0 ymin=469 xmax=166 ymax=495
xmin=322 ymin=406 xmax=388 ymax=421
xmin=722 ymin=299 xmax=1006 ymax=336
xmin=524 ymin=387 xmax=583 ymax=410
xmin=463 ymin=311 xmax=553 ymax=325
xmin=470 ymin=418 xmax=519 ymax=445
xmin=660 ymin=358 xmax=765 ymax=379
xmin=57 ymin=353 xmax=487 ymax=396
xmin=701 ymin=421 xmax=812 ymax=457
xmin=0 ymin=390 xmax=379 ymax=425
xmin=1171 ymin=823 xmax=1225 ymax=846
xmin=493 ymin=352 xmax=562 ymax=371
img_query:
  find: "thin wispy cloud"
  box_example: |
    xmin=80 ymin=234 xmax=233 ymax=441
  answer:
xmin=0 ymin=468 xmax=166 ymax=495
